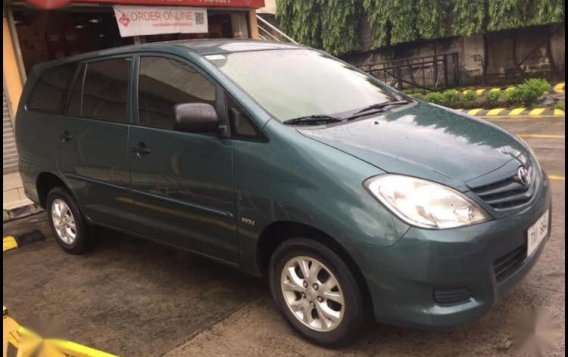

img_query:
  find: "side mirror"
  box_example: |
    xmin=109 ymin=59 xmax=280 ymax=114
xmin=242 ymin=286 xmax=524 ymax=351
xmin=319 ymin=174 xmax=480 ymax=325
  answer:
xmin=174 ymin=103 xmax=220 ymax=133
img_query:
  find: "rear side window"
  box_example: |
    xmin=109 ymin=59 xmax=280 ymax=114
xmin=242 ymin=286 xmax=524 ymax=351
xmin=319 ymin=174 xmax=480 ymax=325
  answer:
xmin=81 ymin=58 xmax=131 ymax=123
xmin=138 ymin=56 xmax=216 ymax=130
xmin=27 ymin=63 xmax=77 ymax=114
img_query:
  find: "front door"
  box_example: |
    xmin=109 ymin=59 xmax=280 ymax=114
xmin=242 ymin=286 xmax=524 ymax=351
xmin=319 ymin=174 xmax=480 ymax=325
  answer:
xmin=127 ymin=55 xmax=237 ymax=262
xmin=58 ymin=57 xmax=136 ymax=230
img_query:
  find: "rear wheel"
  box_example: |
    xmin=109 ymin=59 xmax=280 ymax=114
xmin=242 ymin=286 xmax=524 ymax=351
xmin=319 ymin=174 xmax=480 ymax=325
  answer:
xmin=269 ymin=238 xmax=366 ymax=346
xmin=47 ymin=187 xmax=95 ymax=254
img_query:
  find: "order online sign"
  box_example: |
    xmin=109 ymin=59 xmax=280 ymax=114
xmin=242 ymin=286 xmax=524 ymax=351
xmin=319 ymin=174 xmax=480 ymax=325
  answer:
xmin=113 ymin=6 xmax=208 ymax=37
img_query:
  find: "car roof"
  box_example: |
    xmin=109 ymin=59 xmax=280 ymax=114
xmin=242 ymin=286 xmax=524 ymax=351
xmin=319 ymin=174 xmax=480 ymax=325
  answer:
xmin=34 ymin=39 xmax=304 ymax=71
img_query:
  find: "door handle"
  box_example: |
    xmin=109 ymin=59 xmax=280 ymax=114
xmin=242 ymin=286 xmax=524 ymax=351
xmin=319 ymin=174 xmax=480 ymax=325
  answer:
xmin=60 ymin=131 xmax=72 ymax=143
xmin=131 ymin=142 xmax=151 ymax=157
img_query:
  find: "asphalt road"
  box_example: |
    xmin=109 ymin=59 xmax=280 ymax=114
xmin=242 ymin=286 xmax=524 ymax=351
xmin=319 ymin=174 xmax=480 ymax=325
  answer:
xmin=3 ymin=116 xmax=565 ymax=357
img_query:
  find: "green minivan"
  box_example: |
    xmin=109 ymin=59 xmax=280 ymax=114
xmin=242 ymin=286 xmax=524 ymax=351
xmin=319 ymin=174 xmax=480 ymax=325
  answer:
xmin=16 ymin=40 xmax=551 ymax=346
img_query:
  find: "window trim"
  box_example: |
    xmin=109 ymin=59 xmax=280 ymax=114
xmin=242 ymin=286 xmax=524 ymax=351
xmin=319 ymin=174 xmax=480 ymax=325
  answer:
xmin=62 ymin=54 xmax=135 ymax=124
xmin=133 ymin=53 xmax=228 ymax=137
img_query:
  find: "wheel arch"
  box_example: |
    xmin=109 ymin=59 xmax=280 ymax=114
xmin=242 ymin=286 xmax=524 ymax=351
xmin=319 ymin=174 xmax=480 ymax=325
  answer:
xmin=36 ymin=172 xmax=72 ymax=209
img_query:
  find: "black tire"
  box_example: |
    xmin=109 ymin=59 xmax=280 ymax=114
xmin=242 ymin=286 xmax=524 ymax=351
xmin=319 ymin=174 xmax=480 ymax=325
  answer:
xmin=46 ymin=187 xmax=95 ymax=254
xmin=269 ymin=238 xmax=366 ymax=347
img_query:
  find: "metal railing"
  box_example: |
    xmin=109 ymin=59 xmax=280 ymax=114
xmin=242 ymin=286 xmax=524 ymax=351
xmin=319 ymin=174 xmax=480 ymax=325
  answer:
xmin=359 ymin=52 xmax=460 ymax=92
xmin=256 ymin=15 xmax=297 ymax=44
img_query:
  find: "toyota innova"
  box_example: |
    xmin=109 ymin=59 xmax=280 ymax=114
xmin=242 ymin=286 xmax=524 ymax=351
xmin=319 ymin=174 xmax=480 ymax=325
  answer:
xmin=16 ymin=40 xmax=551 ymax=346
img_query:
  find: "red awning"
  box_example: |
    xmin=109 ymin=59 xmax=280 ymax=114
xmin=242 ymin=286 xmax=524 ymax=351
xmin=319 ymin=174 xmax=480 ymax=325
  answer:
xmin=78 ymin=0 xmax=265 ymax=8
xmin=25 ymin=0 xmax=265 ymax=9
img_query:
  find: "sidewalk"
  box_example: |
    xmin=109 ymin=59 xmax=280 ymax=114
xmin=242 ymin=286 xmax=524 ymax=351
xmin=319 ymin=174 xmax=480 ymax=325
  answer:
xmin=3 ymin=172 xmax=41 ymax=222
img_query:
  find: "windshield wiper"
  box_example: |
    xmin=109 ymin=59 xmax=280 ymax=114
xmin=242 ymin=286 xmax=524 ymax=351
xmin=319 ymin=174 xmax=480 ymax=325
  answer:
xmin=353 ymin=100 xmax=410 ymax=115
xmin=283 ymin=115 xmax=343 ymax=126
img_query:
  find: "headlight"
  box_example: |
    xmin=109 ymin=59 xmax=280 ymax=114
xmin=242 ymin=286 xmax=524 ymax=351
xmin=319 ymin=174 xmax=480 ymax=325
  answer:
xmin=365 ymin=175 xmax=489 ymax=229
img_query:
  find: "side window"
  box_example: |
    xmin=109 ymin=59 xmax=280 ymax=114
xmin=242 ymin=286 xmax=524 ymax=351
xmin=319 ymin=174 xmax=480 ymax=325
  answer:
xmin=138 ymin=57 xmax=216 ymax=130
xmin=227 ymin=97 xmax=264 ymax=140
xmin=81 ymin=58 xmax=131 ymax=122
xmin=27 ymin=63 xmax=77 ymax=114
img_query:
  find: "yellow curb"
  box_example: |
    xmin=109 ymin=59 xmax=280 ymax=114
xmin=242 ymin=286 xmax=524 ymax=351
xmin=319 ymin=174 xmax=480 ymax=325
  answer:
xmin=475 ymin=89 xmax=485 ymax=95
xmin=505 ymin=86 xmax=516 ymax=92
xmin=489 ymin=88 xmax=501 ymax=92
xmin=487 ymin=108 xmax=506 ymax=116
xmin=554 ymin=109 xmax=565 ymax=117
xmin=529 ymin=108 xmax=547 ymax=116
xmin=549 ymin=175 xmax=565 ymax=181
xmin=509 ymin=108 xmax=526 ymax=116
xmin=3 ymin=236 xmax=18 ymax=252
xmin=518 ymin=134 xmax=565 ymax=139
xmin=467 ymin=109 xmax=483 ymax=116
xmin=480 ymin=115 xmax=564 ymax=120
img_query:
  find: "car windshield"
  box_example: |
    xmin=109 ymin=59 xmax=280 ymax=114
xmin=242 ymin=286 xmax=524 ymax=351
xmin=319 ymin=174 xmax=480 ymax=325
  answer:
xmin=207 ymin=49 xmax=396 ymax=122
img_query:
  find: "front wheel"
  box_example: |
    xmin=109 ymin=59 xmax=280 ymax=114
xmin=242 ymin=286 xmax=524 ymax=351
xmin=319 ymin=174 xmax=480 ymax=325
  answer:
xmin=269 ymin=238 xmax=366 ymax=346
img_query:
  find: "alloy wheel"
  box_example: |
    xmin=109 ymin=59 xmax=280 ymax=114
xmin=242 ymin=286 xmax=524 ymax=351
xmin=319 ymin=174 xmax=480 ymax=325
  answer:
xmin=51 ymin=198 xmax=77 ymax=245
xmin=280 ymin=256 xmax=345 ymax=332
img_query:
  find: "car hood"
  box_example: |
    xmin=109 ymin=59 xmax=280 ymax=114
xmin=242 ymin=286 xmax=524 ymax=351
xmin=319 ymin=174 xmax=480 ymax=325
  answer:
xmin=298 ymin=102 xmax=530 ymax=191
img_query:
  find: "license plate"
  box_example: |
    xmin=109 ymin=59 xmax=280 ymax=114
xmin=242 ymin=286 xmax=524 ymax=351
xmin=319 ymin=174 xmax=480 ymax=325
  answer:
xmin=527 ymin=210 xmax=549 ymax=257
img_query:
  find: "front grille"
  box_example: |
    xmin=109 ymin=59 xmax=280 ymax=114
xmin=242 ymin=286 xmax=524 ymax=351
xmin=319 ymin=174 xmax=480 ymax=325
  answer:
xmin=494 ymin=245 xmax=527 ymax=282
xmin=470 ymin=171 xmax=536 ymax=211
xmin=433 ymin=287 xmax=472 ymax=305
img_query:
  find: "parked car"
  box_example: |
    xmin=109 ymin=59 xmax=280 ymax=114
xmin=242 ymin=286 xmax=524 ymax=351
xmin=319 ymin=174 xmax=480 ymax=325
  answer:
xmin=16 ymin=40 xmax=551 ymax=346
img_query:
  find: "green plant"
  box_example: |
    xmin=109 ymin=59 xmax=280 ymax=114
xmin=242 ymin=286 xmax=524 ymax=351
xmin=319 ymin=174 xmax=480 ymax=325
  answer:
xmin=441 ymin=89 xmax=463 ymax=107
xmin=462 ymin=90 xmax=478 ymax=105
xmin=276 ymin=0 xmax=564 ymax=54
xmin=506 ymin=78 xmax=552 ymax=107
xmin=553 ymin=102 xmax=565 ymax=111
xmin=425 ymin=92 xmax=445 ymax=104
xmin=411 ymin=93 xmax=425 ymax=101
xmin=504 ymin=88 xmax=524 ymax=106
xmin=486 ymin=90 xmax=501 ymax=105
xmin=522 ymin=78 xmax=551 ymax=94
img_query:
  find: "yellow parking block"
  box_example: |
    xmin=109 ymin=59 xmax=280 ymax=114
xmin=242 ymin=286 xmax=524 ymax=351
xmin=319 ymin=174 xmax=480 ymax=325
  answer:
xmin=509 ymin=108 xmax=526 ymax=116
xmin=3 ymin=236 xmax=18 ymax=253
xmin=475 ymin=89 xmax=485 ymax=96
xmin=505 ymin=86 xmax=516 ymax=92
xmin=529 ymin=108 xmax=547 ymax=116
xmin=487 ymin=108 xmax=506 ymax=116
xmin=553 ymin=82 xmax=565 ymax=94
xmin=554 ymin=109 xmax=565 ymax=117
xmin=467 ymin=108 xmax=483 ymax=116
xmin=549 ymin=175 xmax=565 ymax=181
xmin=489 ymin=88 xmax=501 ymax=92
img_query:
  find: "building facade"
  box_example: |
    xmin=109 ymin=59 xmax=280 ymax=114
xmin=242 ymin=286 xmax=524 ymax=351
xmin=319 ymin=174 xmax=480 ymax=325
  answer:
xmin=2 ymin=0 xmax=265 ymax=216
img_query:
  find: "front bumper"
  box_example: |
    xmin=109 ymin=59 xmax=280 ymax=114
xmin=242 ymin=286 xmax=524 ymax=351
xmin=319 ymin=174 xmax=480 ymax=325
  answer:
xmin=352 ymin=175 xmax=552 ymax=329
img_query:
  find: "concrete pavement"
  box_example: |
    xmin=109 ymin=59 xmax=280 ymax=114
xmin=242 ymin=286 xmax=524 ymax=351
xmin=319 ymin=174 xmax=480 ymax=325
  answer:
xmin=3 ymin=115 xmax=565 ymax=356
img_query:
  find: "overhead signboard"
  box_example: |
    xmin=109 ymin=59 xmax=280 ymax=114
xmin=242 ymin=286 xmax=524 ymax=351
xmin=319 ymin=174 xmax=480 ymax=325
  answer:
xmin=113 ymin=6 xmax=208 ymax=37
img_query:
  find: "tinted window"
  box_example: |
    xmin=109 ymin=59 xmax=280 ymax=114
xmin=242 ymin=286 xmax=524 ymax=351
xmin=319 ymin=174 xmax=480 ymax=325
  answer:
xmin=82 ymin=58 xmax=131 ymax=122
xmin=228 ymin=97 xmax=263 ymax=140
xmin=138 ymin=57 xmax=215 ymax=130
xmin=27 ymin=63 xmax=77 ymax=114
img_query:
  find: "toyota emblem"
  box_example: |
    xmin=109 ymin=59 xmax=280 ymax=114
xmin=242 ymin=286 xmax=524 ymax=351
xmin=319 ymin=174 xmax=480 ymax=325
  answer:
xmin=517 ymin=166 xmax=532 ymax=186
